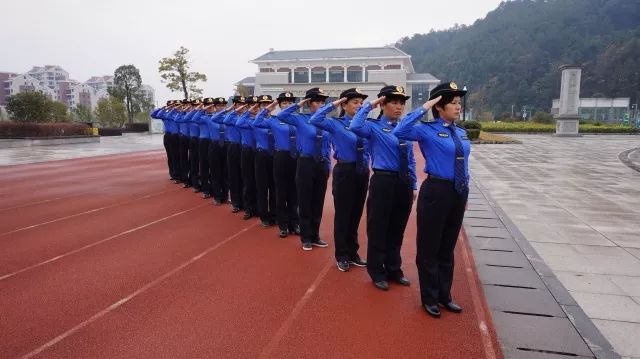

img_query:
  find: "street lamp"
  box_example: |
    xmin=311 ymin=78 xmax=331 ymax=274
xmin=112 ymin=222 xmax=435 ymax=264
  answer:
xmin=462 ymin=86 xmax=467 ymax=121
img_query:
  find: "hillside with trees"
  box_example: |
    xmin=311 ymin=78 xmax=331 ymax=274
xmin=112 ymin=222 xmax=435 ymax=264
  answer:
xmin=396 ymin=0 xmax=640 ymax=119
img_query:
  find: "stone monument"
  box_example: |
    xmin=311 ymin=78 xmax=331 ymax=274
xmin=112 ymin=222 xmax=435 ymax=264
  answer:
xmin=555 ymin=65 xmax=582 ymax=136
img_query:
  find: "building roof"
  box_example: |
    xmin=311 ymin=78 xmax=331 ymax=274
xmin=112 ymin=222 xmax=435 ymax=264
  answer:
xmin=406 ymin=73 xmax=439 ymax=83
xmin=251 ymin=47 xmax=410 ymax=62
xmin=235 ymin=76 xmax=255 ymax=86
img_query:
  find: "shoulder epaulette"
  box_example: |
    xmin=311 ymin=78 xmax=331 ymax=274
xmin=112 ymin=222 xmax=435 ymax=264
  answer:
xmin=366 ymin=117 xmax=379 ymax=122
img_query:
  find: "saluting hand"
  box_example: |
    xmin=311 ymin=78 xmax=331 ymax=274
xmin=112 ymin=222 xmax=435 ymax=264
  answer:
xmin=265 ymin=101 xmax=278 ymax=112
xmin=332 ymin=97 xmax=348 ymax=107
xmin=370 ymin=96 xmax=385 ymax=109
xmin=297 ymin=98 xmax=311 ymax=107
xmin=422 ymin=96 xmax=442 ymax=111
xmin=223 ymin=104 xmax=235 ymax=112
xmin=249 ymin=104 xmax=259 ymax=112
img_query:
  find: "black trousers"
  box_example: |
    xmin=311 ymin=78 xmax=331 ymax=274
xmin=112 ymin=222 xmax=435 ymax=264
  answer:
xmin=255 ymin=149 xmax=276 ymax=222
xmin=178 ymin=134 xmax=190 ymax=184
xmin=189 ymin=137 xmax=200 ymax=190
xmin=366 ymin=171 xmax=413 ymax=282
xmin=241 ymin=146 xmax=257 ymax=213
xmin=168 ymin=133 xmax=180 ymax=180
xmin=209 ymin=141 xmax=228 ymax=202
xmin=416 ymin=178 xmax=468 ymax=306
xmin=332 ymin=163 xmax=369 ymax=262
xmin=274 ymin=151 xmax=299 ymax=231
xmin=296 ymin=157 xmax=329 ymax=244
xmin=226 ymin=143 xmax=243 ymax=209
xmin=163 ymin=133 xmax=173 ymax=179
xmin=198 ymin=138 xmax=211 ymax=195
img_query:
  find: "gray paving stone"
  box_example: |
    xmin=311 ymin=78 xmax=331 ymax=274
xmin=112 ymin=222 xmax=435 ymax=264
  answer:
xmin=463 ymin=210 xmax=499 ymax=219
xmin=463 ymin=217 xmax=504 ymax=228
xmin=592 ymin=319 xmax=640 ymax=358
xmin=474 ymin=249 xmax=532 ymax=268
xmin=501 ymin=347 xmax=593 ymax=359
xmin=492 ymin=311 xmax=594 ymax=357
xmin=477 ymin=265 xmax=546 ymax=289
xmin=465 ymin=226 xmax=512 ymax=239
xmin=469 ymin=236 xmax=520 ymax=251
xmin=483 ymin=285 xmax=566 ymax=317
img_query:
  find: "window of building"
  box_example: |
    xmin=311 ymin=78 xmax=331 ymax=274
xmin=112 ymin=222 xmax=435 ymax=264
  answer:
xmin=411 ymin=83 xmax=429 ymax=110
xmin=311 ymin=67 xmax=326 ymax=83
xmin=365 ymin=65 xmax=381 ymax=82
xmin=294 ymin=67 xmax=308 ymax=83
xmin=259 ymin=68 xmax=274 ymax=73
xmin=329 ymin=66 xmax=344 ymax=83
xmin=277 ymin=68 xmax=291 ymax=83
xmin=347 ymin=66 xmax=363 ymax=82
xmin=384 ymin=64 xmax=402 ymax=70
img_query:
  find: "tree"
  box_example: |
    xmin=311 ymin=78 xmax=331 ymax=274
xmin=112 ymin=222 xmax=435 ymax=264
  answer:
xmin=49 ymin=101 xmax=70 ymax=123
xmin=158 ymin=46 xmax=207 ymax=99
xmin=72 ymin=104 xmax=93 ymax=122
xmin=94 ymin=96 xmax=127 ymax=128
xmin=5 ymin=91 xmax=52 ymax=123
xmin=111 ymin=65 xmax=144 ymax=124
xmin=235 ymin=84 xmax=251 ymax=97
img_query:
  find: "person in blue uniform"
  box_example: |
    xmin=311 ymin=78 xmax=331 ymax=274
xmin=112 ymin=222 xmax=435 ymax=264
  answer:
xmin=276 ymin=88 xmax=331 ymax=251
xmin=393 ymin=82 xmax=469 ymax=318
xmin=250 ymin=95 xmax=277 ymax=227
xmin=234 ymin=96 xmax=258 ymax=220
xmin=253 ymin=92 xmax=300 ymax=238
xmin=350 ymin=85 xmax=417 ymax=291
xmin=196 ymin=98 xmax=215 ymax=198
xmin=222 ymin=96 xmax=247 ymax=213
xmin=174 ymin=99 xmax=192 ymax=186
xmin=152 ymin=100 xmax=178 ymax=181
xmin=207 ymin=97 xmax=232 ymax=205
xmin=309 ymin=88 xmax=370 ymax=272
xmin=186 ymin=99 xmax=203 ymax=193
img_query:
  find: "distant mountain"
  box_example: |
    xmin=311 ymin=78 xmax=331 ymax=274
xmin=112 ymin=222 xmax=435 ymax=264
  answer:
xmin=397 ymin=0 xmax=640 ymax=118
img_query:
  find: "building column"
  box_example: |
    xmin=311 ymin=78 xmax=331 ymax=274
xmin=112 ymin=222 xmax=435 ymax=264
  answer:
xmin=291 ymin=68 xmax=294 ymax=84
xmin=307 ymin=67 xmax=311 ymax=83
xmin=362 ymin=65 xmax=366 ymax=82
xmin=325 ymin=66 xmax=329 ymax=83
xmin=343 ymin=66 xmax=348 ymax=82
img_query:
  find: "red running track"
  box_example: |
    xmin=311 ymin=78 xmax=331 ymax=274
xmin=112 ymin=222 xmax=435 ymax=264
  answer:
xmin=0 ymin=150 xmax=502 ymax=359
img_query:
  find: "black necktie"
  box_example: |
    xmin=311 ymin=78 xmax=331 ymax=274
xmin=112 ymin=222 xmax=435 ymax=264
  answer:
xmin=268 ymin=129 xmax=275 ymax=154
xmin=356 ymin=137 xmax=366 ymax=174
xmin=218 ymin=124 xmax=225 ymax=146
xmin=392 ymin=122 xmax=409 ymax=179
xmin=288 ymin=125 xmax=297 ymax=158
xmin=447 ymin=124 xmax=467 ymax=194
xmin=314 ymin=128 xmax=323 ymax=162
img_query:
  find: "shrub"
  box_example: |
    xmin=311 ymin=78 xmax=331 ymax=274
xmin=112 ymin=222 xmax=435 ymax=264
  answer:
xmin=467 ymin=129 xmax=480 ymax=140
xmin=98 ymin=128 xmax=123 ymax=136
xmin=532 ymin=111 xmax=554 ymax=124
xmin=124 ymin=122 xmax=149 ymax=132
xmin=0 ymin=121 xmax=90 ymax=137
xmin=460 ymin=120 xmax=482 ymax=130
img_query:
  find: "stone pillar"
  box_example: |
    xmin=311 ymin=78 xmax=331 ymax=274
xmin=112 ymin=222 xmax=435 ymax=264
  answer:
xmin=290 ymin=68 xmax=294 ymax=84
xmin=307 ymin=67 xmax=311 ymax=83
xmin=555 ymin=65 xmax=581 ymax=136
xmin=325 ymin=67 xmax=329 ymax=83
xmin=343 ymin=66 xmax=348 ymax=82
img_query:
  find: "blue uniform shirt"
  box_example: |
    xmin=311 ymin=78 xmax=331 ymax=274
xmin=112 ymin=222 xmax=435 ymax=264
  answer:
xmin=276 ymin=104 xmax=331 ymax=167
xmin=393 ymin=108 xmax=471 ymax=185
xmin=175 ymin=111 xmax=189 ymax=136
xmin=249 ymin=112 xmax=274 ymax=152
xmin=350 ymin=102 xmax=417 ymax=190
xmin=195 ymin=110 xmax=210 ymax=139
xmin=310 ymin=103 xmax=370 ymax=166
xmin=165 ymin=109 xmax=178 ymax=134
xmin=206 ymin=111 xmax=227 ymax=142
xmin=222 ymin=111 xmax=242 ymax=144
xmin=253 ymin=109 xmax=297 ymax=152
xmin=186 ymin=110 xmax=201 ymax=137
xmin=235 ymin=112 xmax=256 ymax=148
xmin=156 ymin=109 xmax=173 ymax=134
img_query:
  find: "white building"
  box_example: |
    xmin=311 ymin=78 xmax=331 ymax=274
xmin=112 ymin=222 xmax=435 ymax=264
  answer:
xmin=248 ymin=46 xmax=440 ymax=111
xmin=4 ymin=73 xmax=58 ymax=101
xmin=552 ymin=97 xmax=630 ymax=123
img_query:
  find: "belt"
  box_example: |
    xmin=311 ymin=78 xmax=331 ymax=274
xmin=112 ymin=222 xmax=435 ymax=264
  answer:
xmin=299 ymin=155 xmax=326 ymax=162
xmin=241 ymin=145 xmax=255 ymax=150
xmin=256 ymin=148 xmax=273 ymax=153
xmin=373 ymin=169 xmax=398 ymax=175
xmin=427 ymin=175 xmax=454 ymax=184
xmin=336 ymin=160 xmax=356 ymax=164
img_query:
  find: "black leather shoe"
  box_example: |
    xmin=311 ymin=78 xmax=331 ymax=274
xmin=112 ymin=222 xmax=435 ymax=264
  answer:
xmin=391 ymin=276 xmax=411 ymax=286
xmin=182 ymin=183 xmax=192 ymax=188
xmin=202 ymin=193 xmax=211 ymax=199
xmin=423 ymin=304 xmax=441 ymax=318
xmin=242 ymin=211 xmax=254 ymax=220
xmin=231 ymin=206 xmax=240 ymax=213
xmin=439 ymin=301 xmax=463 ymax=313
xmin=290 ymin=224 xmax=301 ymax=235
xmin=260 ymin=220 xmax=270 ymax=228
xmin=348 ymin=256 xmax=367 ymax=267
xmin=279 ymin=230 xmax=288 ymax=238
xmin=373 ymin=280 xmax=389 ymax=291
xmin=192 ymin=187 xmax=201 ymax=193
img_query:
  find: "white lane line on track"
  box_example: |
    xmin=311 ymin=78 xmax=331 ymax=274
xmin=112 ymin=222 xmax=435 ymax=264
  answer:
xmin=0 ymin=189 xmax=97 ymax=212
xmin=258 ymin=260 xmax=333 ymax=359
xmin=19 ymin=221 xmax=259 ymax=359
xmin=0 ymin=188 xmax=181 ymax=237
xmin=0 ymin=202 xmax=208 ymax=282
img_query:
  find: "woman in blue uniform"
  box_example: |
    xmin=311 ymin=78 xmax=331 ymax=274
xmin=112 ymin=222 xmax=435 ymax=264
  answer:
xmin=350 ymin=85 xmax=417 ymax=291
xmin=234 ymin=97 xmax=259 ymax=220
xmin=250 ymin=95 xmax=277 ymax=228
xmin=253 ymin=93 xmax=300 ymax=238
xmin=393 ymin=82 xmax=469 ymax=318
xmin=222 ymin=96 xmax=247 ymax=213
xmin=207 ymin=97 xmax=232 ymax=205
xmin=196 ymin=98 xmax=214 ymax=198
xmin=186 ymin=99 xmax=203 ymax=193
xmin=276 ymin=88 xmax=331 ymax=251
xmin=309 ymin=88 xmax=369 ymax=272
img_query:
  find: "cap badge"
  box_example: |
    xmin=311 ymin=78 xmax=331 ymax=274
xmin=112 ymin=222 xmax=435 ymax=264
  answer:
xmin=355 ymin=88 xmax=362 ymax=94
xmin=240 ymin=96 xmax=245 ymax=102
xmin=395 ymin=86 xmax=405 ymax=93
xmin=285 ymin=93 xmax=291 ymax=98
xmin=449 ymin=82 xmax=458 ymax=90
xmin=262 ymin=95 xmax=269 ymax=100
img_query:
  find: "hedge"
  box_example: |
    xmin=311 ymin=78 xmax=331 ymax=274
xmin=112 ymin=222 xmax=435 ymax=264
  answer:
xmin=124 ymin=122 xmax=149 ymax=132
xmin=0 ymin=122 xmax=91 ymax=138
xmin=480 ymin=122 xmax=639 ymax=134
xmin=98 ymin=128 xmax=123 ymax=136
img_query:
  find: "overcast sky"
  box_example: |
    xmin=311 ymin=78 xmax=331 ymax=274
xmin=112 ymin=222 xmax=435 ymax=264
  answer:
xmin=1 ymin=0 xmax=503 ymax=105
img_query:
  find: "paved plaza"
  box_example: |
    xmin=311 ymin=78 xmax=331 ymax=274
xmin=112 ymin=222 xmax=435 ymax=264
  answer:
xmin=470 ymin=134 xmax=640 ymax=358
